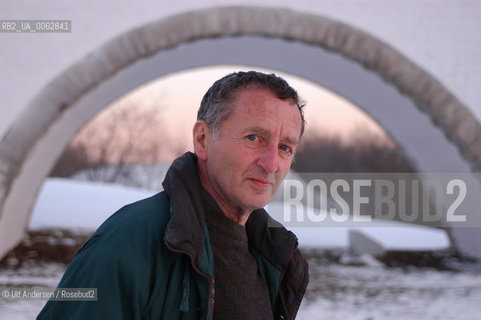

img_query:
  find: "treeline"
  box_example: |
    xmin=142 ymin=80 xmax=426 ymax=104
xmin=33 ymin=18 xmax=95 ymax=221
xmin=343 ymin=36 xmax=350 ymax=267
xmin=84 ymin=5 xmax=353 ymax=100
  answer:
xmin=51 ymin=106 xmax=414 ymax=185
xmin=50 ymin=101 xmax=185 ymax=184
xmin=292 ymin=128 xmax=414 ymax=173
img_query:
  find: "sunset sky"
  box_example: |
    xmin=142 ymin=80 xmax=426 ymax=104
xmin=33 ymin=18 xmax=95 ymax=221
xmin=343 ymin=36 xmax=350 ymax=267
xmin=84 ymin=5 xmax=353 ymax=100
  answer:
xmin=80 ymin=65 xmax=390 ymax=162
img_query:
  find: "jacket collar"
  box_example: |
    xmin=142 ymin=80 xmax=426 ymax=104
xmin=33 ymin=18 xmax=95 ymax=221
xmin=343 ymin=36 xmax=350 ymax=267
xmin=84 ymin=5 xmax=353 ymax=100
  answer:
xmin=162 ymin=152 xmax=207 ymax=268
xmin=162 ymin=152 xmax=299 ymax=272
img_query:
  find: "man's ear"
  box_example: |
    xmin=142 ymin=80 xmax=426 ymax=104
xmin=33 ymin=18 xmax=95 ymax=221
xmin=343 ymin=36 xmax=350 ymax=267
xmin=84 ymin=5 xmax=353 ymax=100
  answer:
xmin=193 ymin=120 xmax=210 ymax=160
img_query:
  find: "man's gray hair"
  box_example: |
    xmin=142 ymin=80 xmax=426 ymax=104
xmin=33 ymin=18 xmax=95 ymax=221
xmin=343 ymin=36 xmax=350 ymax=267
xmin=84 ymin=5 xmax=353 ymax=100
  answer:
xmin=197 ymin=71 xmax=306 ymax=137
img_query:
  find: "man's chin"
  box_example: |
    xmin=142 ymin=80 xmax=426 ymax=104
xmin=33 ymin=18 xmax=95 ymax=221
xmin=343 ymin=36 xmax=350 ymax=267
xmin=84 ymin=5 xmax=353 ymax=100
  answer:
xmin=245 ymin=196 xmax=272 ymax=211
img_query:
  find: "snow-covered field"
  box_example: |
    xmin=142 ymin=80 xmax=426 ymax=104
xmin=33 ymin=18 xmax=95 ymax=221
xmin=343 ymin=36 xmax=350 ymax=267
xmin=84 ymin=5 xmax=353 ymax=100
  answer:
xmin=299 ymin=263 xmax=481 ymax=320
xmin=30 ymin=178 xmax=451 ymax=250
xmin=2 ymin=259 xmax=481 ymax=320
xmin=1 ymin=178 xmax=481 ymax=319
xmin=29 ymin=178 xmax=156 ymax=230
xmin=0 ymin=263 xmax=65 ymax=319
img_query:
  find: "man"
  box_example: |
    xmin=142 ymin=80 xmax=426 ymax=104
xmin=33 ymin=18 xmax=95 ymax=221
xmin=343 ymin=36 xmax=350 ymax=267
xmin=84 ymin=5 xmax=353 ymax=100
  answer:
xmin=37 ymin=71 xmax=309 ymax=320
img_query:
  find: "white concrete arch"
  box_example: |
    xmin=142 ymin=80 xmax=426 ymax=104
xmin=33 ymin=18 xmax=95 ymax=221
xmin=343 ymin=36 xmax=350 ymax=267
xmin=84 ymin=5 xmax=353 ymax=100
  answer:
xmin=1 ymin=6 xmax=481 ymax=259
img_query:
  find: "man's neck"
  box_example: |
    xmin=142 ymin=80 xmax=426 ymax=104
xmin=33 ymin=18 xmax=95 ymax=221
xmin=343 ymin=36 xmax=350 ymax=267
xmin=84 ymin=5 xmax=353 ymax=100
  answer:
xmin=214 ymin=201 xmax=251 ymax=226
xmin=197 ymin=162 xmax=251 ymax=226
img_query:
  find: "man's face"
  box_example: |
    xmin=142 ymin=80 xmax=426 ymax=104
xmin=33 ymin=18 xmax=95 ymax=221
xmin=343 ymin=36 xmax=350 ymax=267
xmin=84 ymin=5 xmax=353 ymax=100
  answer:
xmin=203 ymin=88 xmax=302 ymax=213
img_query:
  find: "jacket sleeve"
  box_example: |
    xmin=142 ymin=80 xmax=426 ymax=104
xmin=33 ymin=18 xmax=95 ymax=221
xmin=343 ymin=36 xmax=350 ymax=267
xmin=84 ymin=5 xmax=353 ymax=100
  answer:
xmin=36 ymin=195 xmax=170 ymax=320
xmin=36 ymin=232 xmax=148 ymax=319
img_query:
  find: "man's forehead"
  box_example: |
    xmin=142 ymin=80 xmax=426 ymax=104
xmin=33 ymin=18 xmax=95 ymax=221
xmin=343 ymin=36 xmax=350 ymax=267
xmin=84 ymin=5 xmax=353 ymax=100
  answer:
xmin=223 ymin=88 xmax=302 ymax=136
xmin=230 ymin=89 xmax=295 ymax=114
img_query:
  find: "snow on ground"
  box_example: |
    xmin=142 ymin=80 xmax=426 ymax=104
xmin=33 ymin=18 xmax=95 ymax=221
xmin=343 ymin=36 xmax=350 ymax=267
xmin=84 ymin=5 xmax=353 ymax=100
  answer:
xmin=0 ymin=264 xmax=66 ymax=319
xmin=2 ymin=261 xmax=481 ymax=320
xmin=298 ymin=263 xmax=481 ymax=320
xmin=30 ymin=178 xmax=450 ymax=251
xmin=29 ymin=178 xmax=156 ymax=230
xmin=267 ymin=200 xmax=450 ymax=250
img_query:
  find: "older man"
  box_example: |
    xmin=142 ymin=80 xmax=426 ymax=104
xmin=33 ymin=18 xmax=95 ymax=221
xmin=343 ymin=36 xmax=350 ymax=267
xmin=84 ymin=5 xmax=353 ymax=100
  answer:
xmin=37 ymin=71 xmax=309 ymax=320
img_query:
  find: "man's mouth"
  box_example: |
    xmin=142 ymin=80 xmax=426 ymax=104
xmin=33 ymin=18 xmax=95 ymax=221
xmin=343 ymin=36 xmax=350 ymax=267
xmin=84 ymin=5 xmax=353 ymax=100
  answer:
xmin=248 ymin=178 xmax=272 ymax=190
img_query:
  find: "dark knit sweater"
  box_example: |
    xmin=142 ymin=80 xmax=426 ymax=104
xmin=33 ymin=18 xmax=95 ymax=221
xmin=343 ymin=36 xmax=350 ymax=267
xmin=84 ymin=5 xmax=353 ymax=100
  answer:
xmin=203 ymin=193 xmax=273 ymax=320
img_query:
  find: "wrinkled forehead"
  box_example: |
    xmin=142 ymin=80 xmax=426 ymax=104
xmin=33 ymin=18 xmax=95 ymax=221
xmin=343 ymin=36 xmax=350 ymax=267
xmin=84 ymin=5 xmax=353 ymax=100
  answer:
xmin=226 ymin=86 xmax=298 ymax=119
xmin=226 ymin=88 xmax=302 ymax=137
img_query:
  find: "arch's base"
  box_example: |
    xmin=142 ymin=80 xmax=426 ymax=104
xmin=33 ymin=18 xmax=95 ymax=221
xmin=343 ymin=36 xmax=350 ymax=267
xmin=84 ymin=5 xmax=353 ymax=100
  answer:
xmin=450 ymin=228 xmax=481 ymax=260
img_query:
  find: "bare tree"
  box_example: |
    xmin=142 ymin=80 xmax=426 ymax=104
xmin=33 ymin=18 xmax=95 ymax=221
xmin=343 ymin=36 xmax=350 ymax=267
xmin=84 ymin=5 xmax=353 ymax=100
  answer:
xmin=50 ymin=99 xmax=185 ymax=188
xmin=292 ymin=126 xmax=415 ymax=173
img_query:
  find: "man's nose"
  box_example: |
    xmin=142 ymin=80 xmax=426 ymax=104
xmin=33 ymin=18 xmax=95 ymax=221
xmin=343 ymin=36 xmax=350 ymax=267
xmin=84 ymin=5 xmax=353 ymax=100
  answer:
xmin=258 ymin=143 xmax=280 ymax=173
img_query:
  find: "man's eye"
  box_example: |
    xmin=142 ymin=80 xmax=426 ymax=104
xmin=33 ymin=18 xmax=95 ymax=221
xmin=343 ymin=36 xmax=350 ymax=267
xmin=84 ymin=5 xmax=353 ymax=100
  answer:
xmin=279 ymin=145 xmax=292 ymax=154
xmin=246 ymin=135 xmax=259 ymax=142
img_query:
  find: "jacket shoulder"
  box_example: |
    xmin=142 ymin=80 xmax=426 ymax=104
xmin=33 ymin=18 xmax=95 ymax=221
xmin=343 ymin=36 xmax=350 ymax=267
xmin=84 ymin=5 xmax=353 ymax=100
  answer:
xmin=94 ymin=191 xmax=171 ymax=241
xmin=73 ymin=190 xmax=173 ymax=268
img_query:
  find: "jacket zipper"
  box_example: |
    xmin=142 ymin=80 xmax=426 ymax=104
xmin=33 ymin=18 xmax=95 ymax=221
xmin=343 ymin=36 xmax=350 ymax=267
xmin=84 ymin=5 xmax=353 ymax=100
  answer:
xmin=164 ymin=241 xmax=215 ymax=319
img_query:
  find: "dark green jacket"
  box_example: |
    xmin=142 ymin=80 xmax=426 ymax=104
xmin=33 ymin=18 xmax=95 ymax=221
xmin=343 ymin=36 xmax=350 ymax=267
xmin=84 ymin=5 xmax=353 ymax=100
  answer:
xmin=37 ymin=152 xmax=309 ymax=319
